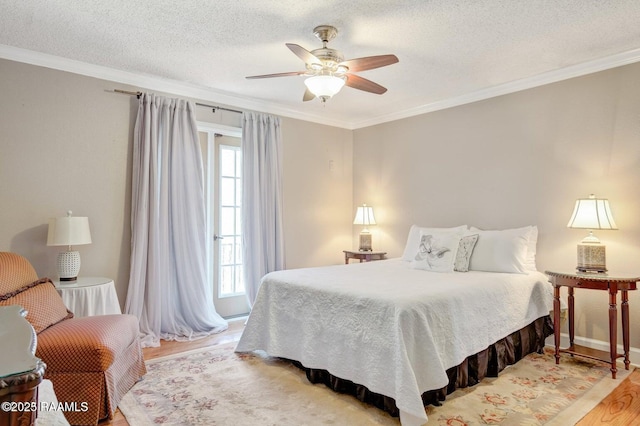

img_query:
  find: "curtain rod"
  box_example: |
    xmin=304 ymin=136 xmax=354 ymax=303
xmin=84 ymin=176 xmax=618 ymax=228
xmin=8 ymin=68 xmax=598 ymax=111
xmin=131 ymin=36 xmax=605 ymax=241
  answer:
xmin=113 ymin=89 xmax=243 ymax=114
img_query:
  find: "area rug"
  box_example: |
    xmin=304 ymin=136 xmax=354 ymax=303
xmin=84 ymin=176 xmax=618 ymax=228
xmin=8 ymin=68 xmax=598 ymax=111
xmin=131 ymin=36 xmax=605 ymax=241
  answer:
xmin=119 ymin=343 xmax=630 ymax=425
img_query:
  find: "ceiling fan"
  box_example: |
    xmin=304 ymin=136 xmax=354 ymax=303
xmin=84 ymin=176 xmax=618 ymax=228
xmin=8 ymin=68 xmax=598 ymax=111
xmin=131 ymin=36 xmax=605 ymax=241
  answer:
xmin=246 ymin=25 xmax=399 ymax=103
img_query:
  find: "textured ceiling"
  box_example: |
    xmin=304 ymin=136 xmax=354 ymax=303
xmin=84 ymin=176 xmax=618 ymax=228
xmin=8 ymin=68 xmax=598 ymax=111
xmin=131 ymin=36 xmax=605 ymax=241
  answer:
xmin=1 ymin=0 xmax=640 ymax=128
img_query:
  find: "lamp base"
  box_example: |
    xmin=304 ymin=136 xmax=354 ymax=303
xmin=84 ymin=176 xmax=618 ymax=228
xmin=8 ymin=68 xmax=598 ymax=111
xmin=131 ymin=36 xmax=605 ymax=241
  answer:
xmin=359 ymin=232 xmax=372 ymax=252
xmin=57 ymin=251 xmax=81 ymax=281
xmin=576 ymin=243 xmax=607 ymax=274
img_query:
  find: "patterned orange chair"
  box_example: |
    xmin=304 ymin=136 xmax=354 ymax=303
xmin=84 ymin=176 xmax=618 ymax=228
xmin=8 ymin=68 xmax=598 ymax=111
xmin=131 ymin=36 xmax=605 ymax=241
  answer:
xmin=0 ymin=252 xmax=146 ymax=425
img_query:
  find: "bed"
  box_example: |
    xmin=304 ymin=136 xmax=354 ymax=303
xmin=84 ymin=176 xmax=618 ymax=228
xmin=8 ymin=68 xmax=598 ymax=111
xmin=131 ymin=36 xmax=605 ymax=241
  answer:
xmin=236 ymin=225 xmax=554 ymax=425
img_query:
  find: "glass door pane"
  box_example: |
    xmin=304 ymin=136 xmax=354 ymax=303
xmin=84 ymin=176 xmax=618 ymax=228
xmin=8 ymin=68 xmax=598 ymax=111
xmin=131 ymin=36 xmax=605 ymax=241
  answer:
xmin=218 ymin=144 xmax=243 ymax=297
xmin=198 ymin=125 xmax=249 ymax=318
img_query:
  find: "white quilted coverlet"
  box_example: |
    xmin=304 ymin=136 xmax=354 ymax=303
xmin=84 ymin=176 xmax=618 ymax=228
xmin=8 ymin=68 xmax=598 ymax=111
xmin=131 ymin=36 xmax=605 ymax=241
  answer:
xmin=236 ymin=259 xmax=553 ymax=425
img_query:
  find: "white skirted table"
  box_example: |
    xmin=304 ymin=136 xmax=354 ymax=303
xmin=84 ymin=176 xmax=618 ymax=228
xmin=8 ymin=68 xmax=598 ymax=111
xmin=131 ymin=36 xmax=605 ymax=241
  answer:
xmin=53 ymin=277 xmax=122 ymax=317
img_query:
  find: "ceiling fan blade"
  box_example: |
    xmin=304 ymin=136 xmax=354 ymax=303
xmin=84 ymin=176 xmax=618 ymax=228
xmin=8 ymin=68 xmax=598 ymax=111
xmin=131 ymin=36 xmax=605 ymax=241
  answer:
xmin=345 ymin=74 xmax=387 ymax=94
xmin=303 ymin=88 xmax=316 ymax=102
xmin=246 ymin=71 xmax=305 ymax=79
xmin=340 ymin=54 xmax=399 ymax=72
xmin=286 ymin=43 xmax=322 ymax=66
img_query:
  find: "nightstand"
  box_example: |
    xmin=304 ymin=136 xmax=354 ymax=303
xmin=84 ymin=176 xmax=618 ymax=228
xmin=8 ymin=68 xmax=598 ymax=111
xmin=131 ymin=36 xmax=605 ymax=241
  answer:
xmin=53 ymin=276 xmax=122 ymax=317
xmin=545 ymin=270 xmax=639 ymax=378
xmin=343 ymin=250 xmax=386 ymax=264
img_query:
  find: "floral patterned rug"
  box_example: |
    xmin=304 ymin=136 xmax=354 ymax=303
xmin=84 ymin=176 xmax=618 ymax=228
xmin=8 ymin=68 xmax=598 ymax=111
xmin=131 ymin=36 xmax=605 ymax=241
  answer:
xmin=119 ymin=343 xmax=630 ymax=425
xmin=426 ymin=349 xmax=630 ymax=425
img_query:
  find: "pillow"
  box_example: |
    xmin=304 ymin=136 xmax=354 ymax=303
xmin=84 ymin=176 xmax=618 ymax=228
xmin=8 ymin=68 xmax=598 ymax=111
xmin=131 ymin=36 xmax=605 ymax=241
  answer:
xmin=524 ymin=226 xmax=538 ymax=271
xmin=402 ymin=224 xmax=468 ymax=261
xmin=468 ymin=226 xmax=532 ymax=274
xmin=454 ymin=234 xmax=479 ymax=272
xmin=470 ymin=225 xmax=538 ymax=272
xmin=0 ymin=278 xmax=72 ymax=333
xmin=410 ymin=230 xmax=463 ymax=273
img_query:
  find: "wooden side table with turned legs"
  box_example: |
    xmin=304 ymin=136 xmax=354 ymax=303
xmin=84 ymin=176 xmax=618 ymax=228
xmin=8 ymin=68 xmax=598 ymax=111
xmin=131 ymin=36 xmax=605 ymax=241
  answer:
xmin=545 ymin=270 xmax=638 ymax=379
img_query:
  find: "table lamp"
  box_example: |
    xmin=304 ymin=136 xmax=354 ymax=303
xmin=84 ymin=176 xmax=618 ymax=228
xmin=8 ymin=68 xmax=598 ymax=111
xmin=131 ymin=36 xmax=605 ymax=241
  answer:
xmin=353 ymin=204 xmax=376 ymax=251
xmin=566 ymin=194 xmax=617 ymax=273
xmin=47 ymin=211 xmax=92 ymax=281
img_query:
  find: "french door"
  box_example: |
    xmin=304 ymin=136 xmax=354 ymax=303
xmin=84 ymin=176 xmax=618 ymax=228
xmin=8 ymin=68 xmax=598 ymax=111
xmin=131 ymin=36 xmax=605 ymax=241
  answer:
xmin=198 ymin=123 xmax=249 ymax=318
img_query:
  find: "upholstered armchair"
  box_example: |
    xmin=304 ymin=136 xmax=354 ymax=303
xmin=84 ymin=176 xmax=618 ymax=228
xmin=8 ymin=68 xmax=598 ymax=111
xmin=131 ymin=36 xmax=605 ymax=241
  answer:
xmin=0 ymin=252 xmax=146 ymax=425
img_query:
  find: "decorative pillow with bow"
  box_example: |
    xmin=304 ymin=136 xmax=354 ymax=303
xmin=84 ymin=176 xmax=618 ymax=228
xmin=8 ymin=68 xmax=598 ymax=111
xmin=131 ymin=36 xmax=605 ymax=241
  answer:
xmin=410 ymin=230 xmax=464 ymax=273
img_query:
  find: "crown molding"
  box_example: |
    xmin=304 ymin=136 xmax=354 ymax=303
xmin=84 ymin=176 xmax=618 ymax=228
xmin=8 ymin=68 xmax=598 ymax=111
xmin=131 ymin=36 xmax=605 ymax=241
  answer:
xmin=2 ymin=44 xmax=640 ymax=131
xmin=352 ymin=47 xmax=640 ymax=129
xmin=0 ymin=44 xmax=352 ymax=129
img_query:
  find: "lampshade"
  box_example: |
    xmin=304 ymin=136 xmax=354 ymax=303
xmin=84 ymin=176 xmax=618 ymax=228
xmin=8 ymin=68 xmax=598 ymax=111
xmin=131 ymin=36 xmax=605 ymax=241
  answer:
xmin=47 ymin=213 xmax=92 ymax=246
xmin=353 ymin=204 xmax=376 ymax=251
xmin=353 ymin=205 xmax=376 ymax=227
xmin=304 ymin=75 xmax=346 ymax=102
xmin=47 ymin=211 xmax=91 ymax=281
xmin=566 ymin=194 xmax=616 ymax=273
xmin=567 ymin=194 xmax=617 ymax=231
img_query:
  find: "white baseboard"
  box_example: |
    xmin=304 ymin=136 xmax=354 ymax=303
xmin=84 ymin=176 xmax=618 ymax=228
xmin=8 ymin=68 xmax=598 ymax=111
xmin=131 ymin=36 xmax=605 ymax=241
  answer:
xmin=545 ymin=333 xmax=640 ymax=368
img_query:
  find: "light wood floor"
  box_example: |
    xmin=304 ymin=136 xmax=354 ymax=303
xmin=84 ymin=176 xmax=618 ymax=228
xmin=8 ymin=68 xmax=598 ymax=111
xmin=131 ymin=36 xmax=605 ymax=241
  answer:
xmin=101 ymin=321 xmax=640 ymax=425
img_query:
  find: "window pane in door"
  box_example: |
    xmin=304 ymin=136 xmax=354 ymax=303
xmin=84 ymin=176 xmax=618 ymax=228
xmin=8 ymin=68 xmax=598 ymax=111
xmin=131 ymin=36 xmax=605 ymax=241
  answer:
xmin=221 ymin=177 xmax=235 ymax=206
xmin=220 ymin=207 xmax=235 ymax=235
xmin=221 ymin=241 xmax=233 ymax=265
xmin=218 ymin=144 xmax=243 ymax=298
xmin=220 ymin=149 xmax=235 ymax=176
xmin=235 ymin=265 xmax=245 ymax=293
xmin=220 ymin=266 xmax=233 ymax=294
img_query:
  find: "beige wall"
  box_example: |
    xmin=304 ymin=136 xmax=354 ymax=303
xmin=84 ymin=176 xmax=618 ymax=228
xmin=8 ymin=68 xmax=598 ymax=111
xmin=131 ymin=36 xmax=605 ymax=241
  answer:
xmin=0 ymin=59 xmax=135 ymax=305
xmin=353 ymin=62 xmax=640 ymax=351
xmin=281 ymin=118 xmax=353 ymax=268
xmin=0 ymin=58 xmax=352 ymax=307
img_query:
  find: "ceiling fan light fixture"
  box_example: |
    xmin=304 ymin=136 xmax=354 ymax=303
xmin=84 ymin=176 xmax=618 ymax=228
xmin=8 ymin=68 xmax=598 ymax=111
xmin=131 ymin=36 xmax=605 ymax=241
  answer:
xmin=304 ymin=75 xmax=345 ymax=102
xmin=246 ymin=25 xmax=398 ymax=102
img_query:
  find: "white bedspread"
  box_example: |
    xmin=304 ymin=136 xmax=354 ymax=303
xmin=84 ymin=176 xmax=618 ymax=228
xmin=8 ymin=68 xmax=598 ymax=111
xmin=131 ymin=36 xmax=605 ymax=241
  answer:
xmin=236 ymin=259 xmax=553 ymax=425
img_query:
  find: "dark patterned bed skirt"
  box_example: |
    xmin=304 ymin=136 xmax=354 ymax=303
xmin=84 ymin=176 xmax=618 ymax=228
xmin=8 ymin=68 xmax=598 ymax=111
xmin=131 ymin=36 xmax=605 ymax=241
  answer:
xmin=293 ymin=315 xmax=553 ymax=417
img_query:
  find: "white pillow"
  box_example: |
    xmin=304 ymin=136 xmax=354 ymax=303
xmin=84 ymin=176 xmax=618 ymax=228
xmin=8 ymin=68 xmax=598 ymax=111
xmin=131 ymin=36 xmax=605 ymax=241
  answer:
xmin=524 ymin=226 xmax=538 ymax=271
xmin=470 ymin=225 xmax=538 ymax=271
xmin=402 ymin=224 xmax=468 ymax=261
xmin=410 ymin=230 xmax=463 ymax=273
xmin=468 ymin=226 xmax=532 ymax=274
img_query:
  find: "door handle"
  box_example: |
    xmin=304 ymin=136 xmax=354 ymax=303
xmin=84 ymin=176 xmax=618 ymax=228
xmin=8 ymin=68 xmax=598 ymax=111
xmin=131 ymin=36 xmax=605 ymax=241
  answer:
xmin=214 ymin=234 xmax=224 ymax=241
